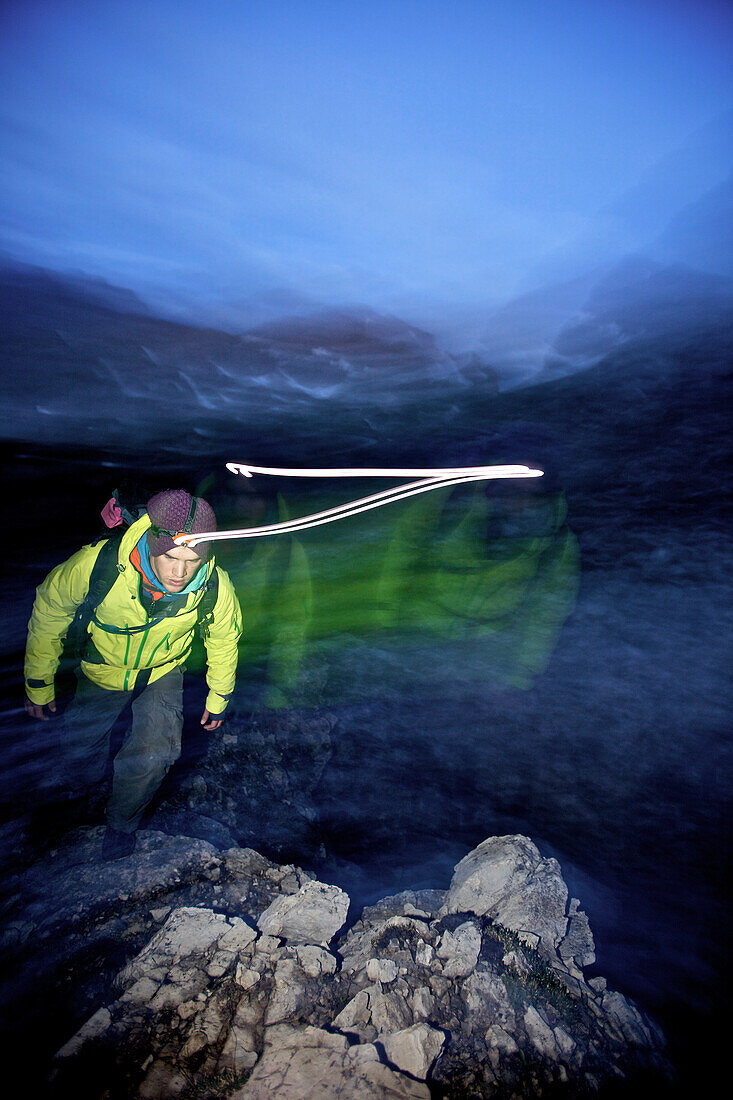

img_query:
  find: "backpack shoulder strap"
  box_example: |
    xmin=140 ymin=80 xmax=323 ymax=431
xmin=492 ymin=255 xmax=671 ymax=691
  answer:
xmin=63 ymin=533 xmax=124 ymax=664
xmin=86 ymin=532 xmax=125 ymax=609
xmin=196 ymin=566 xmax=220 ymax=638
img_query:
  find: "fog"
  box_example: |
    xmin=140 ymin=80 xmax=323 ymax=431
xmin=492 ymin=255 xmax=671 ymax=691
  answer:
xmin=1 ymin=0 xmax=731 ymax=340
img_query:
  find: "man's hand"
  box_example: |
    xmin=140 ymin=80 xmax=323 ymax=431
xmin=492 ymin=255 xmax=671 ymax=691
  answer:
xmin=24 ymin=697 xmax=57 ymax=721
xmin=200 ymin=709 xmax=223 ymax=731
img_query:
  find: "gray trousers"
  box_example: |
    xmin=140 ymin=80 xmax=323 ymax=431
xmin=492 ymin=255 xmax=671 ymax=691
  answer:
xmin=63 ymin=667 xmax=184 ymax=833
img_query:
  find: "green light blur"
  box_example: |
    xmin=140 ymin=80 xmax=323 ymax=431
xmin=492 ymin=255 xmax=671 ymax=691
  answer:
xmin=226 ymin=482 xmax=579 ymax=708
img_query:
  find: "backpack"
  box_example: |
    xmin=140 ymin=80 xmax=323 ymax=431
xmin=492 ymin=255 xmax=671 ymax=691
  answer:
xmin=62 ymin=489 xmax=220 ymax=666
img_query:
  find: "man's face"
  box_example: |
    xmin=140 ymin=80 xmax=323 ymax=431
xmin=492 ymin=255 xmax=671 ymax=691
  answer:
xmin=150 ymin=546 xmax=204 ymax=592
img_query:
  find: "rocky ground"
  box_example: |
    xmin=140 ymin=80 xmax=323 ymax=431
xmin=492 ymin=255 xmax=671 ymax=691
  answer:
xmin=1 ymin=542 xmax=726 ymax=1099
xmin=0 ymin=829 xmax=669 ymax=1099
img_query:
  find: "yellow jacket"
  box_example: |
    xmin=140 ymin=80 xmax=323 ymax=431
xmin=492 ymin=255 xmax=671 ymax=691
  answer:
xmin=25 ymin=516 xmax=242 ymax=714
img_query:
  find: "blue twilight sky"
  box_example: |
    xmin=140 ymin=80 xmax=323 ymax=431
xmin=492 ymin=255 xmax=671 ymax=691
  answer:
xmin=0 ymin=0 xmax=731 ymax=333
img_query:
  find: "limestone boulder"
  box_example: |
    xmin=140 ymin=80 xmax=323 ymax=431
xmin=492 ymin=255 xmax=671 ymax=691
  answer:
xmin=436 ymin=921 xmax=482 ymax=978
xmin=382 ymin=1023 xmax=445 ymax=1079
xmin=294 ymin=945 xmax=338 ymax=978
xmin=442 ymin=835 xmax=573 ymax=957
xmin=115 ymin=907 xmax=259 ymax=1011
xmin=257 ymin=880 xmax=349 ymax=945
xmin=265 ymin=958 xmax=309 ymax=1025
xmin=118 ymin=907 xmax=243 ymax=988
xmin=231 ymin=1024 xmax=430 ymax=1098
xmin=341 ymin=915 xmax=428 ymax=976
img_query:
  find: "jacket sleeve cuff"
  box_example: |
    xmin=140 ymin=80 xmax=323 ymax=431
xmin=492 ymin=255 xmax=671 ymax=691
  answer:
xmin=26 ymin=681 xmax=55 ymax=705
xmin=205 ymin=691 xmax=229 ymax=716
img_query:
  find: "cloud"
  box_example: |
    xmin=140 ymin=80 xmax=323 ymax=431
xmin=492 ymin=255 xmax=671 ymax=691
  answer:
xmin=1 ymin=0 xmax=731 ymax=325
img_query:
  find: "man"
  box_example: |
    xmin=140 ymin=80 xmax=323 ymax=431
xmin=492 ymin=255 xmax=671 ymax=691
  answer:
xmin=24 ymin=489 xmax=242 ymax=859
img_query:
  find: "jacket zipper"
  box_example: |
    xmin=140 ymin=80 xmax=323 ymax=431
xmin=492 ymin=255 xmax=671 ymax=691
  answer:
xmin=146 ymin=632 xmax=171 ymax=664
xmin=133 ymin=625 xmax=152 ymax=670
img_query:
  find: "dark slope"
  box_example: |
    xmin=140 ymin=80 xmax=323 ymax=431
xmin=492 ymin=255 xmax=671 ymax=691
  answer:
xmin=474 ymin=320 xmax=733 ymax=570
xmin=0 ymin=267 xmax=474 ymax=452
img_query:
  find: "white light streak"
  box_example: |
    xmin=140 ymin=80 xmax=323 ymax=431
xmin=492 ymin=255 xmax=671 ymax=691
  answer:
xmin=175 ymin=462 xmax=543 ymax=547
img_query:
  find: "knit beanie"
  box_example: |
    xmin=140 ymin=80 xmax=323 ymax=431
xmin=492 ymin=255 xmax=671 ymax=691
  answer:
xmin=146 ymin=490 xmax=217 ymax=561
